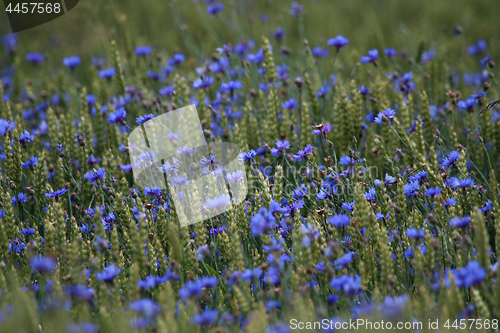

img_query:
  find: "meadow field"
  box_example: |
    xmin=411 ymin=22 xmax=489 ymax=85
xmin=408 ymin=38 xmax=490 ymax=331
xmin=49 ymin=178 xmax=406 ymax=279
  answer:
xmin=0 ymin=0 xmax=499 ymax=331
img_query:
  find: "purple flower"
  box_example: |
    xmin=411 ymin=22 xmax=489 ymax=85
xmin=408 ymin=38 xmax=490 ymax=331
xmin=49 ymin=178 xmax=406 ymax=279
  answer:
xmin=374 ymin=108 xmax=396 ymax=124
xmin=289 ymin=2 xmax=303 ymax=16
xmin=63 ymin=55 xmax=81 ymax=69
xmin=271 ymin=140 xmax=290 ymax=157
xmin=339 ymin=154 xmax=356 ymax=166
xmin=107 ymin=107 xmax=127 ymax=124
xmin=136 ymin=113 xmax=155 ymax=125
xmin=96 ymin=264 xmax=121 ymax=283
xmin=250 ymin=207 xmax=276 ymax=236
xmin=220 ymin=80 xmax=243 ymax=93
xmin=159 ymin=86 xmax=175 ymax=95
xmin=193 ymin=76 xmax=214 ymax=89
xmin=330 ymin=275 xmax=362 ymax=297
xmin=130 ymin=299 xmax=161 ymax=318
xmin=384 ymin=48 xmax=396 ymax=57
xmin=281 ymin=98 xmax=298 ymax=110
xmin=134 ymin=45 xmax=153 ymax=56
xmin=452 ymin=261 xmax=486 ymax=288
xmin=65 ymin=284 xmax=95 ymax=301
xmin=167 ymin=53 xmax=185 ymax=66
xmin=138 ymin=275 xmax=157 ymax=290
xmin=0 ymin=119 xmax=16 ymax=136
xmin=12 ymin=192 xmax=28 ymax=206
xmin=406 ymin=228 xmax=425 ymax=240
xmin=313 ymin=124 xmax=331 ymax=135
xmin=31 ymin=256 xmax=56 ymax=273
xmin=26 ymin=52 xmax=45 ymax=64
xmin=360 ymin=49 xmax=378 ymax=64
xmin=19 ymin=130 xmax=35 ymax=145
xmin=312 ymin=46 xmax=329 ymax=58
xmin=449 ymin=216 xmax=470 ymax=228
xmin=421 ymin=48 xmax=436 ymax=63
xmin=292 ymin=144 xmax=313 ymax=162
xmin=425 ymin=187 xmax=441 ymax=197
xmin=328 ymin=214 xmax=350 ymax=227
xmin=206 ymin=3 xmax=224 ymax=15
xmin=273 ymin=27 xmax=285 ymax=41
xmin=44 ymin=187 xmax=68 ymax=198
xmin=191 ymin=309 xmax=218 ymax=326
xmin=364 ymin=187 xmax=376 ymax=201
xmin=444 ymin=197 xmax=457 ymax=207
xmin=334 ymin=252 xmax=355 ymax=270
xmin=467 ymin=39 xmax=487 ymax=55
xmin=327 ymin=35 xmax=349 ymax=51
xmin=441 ymin=150 xmax=460 ymax=168
xmin=480 ymin=54 xmax=492 ymax=68
xmin=98 ymin=67 xmax=115 ymax=79
xmin=22 ymin=156 xmax=38 ymax=169
xmin=84 ymin=168 xmax=106 ymax=185
xmin=403 ymin=181 xmax=419 ymax=197
xmin=384 ymin=174 xmax=396 ymax=186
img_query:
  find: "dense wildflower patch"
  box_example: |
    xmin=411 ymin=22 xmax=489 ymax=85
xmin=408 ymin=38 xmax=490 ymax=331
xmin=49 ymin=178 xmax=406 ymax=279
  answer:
xmin=0 ymin=1 xmax=500 ymax=332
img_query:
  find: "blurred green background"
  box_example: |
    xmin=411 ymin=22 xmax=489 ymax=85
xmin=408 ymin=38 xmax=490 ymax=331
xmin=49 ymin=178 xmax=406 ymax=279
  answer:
xmin=0 ymin=0 xmax=498 ymax=60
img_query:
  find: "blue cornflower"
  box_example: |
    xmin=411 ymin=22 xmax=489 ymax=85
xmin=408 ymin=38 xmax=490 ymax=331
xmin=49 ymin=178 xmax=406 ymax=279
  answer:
xmin=328 ymin=214 xmax=350 ymax=227
xmin=360 ymin=49 xmax=378 ymax=65
xmin=22 ymin=156 xmax=38 ymax=169
xmin=130 ymin=299 xmax=161 ymax=318
xmin=457 ymin=98 xmax=477 ymax=111
xmin=19 ymin=130 xmax=35 ymax=145
xmin=101 ymin=212 xmax=116 ymax=232
xmin=271 ymin=140 xmax=290 ymax=157
xmin=453 ymin=261 xmax=486 ymax=288
xmin=9 ymin=237 xmax=25 ymax=253
xmin=136 ymin=113 xmax=155 ymax=125
xmin=84 ymin=168 xmax=106 ymax=185
xmin=444 ymin=197 xmax=457 ymax=207
xmin=63 ymin=55 xmax=81 ymax=69
xmin=480 ymin=54 xmax=492 ymax=68
xmin=421 ymin=48 xmax=436 ymax=63
xmin=327 ymin=35 xmax=349 ymax=51
xmin=191 ymin=309 xmax=218 ymax=326
xmin=138 ymin=275 xmax=157 ymax=290
xmin=381 ymin=295 xmax=409 ymax=319
xmin=167 ymin=53 xmax=185 ymax=66
xmin=342 ymin=201 xmax=355 ymax=212
xmin=334 ymin=252 xmax=355 ymax=270
xmin=384 ymin=48 xmax=396 ymax=57
xmin=44 ymin=187 xmax=67 ymax=198
xmin=330 ymin=275 xmax=362 ymax=297
xmin=384 ymin=173 xmax=396 ymax=186
xmin=425 ymin=187 xmax=441 ymax=197
xmin=273 ymin=27 xmax=285 ymax=41
xmin=339 ymin=154 xmax=356 ymax=166
xmin=358 ymin=85 xmax=370 ymax=96
xmin=406 ymin=228 xmax=425 ymax=240
xmin=281 ymin=98 xmax=298 ymax=109
xmin=449 ymin=216 xmax=470 ymax=228
xmin=250 ymin=207 xmax=276 ymax=236
xmin=96 ymin=264 xmax=121 ymax=283
xmin=452 ymin=177 xmax=475 ymax=189
xmin=300 ymin=223 xmax=320 ymax=248
xmin=12 ymin=192 xmax=28 ymax=206
xmin=193 ymin=76 xmax=214 ymax=89
xmin=312 ymin=46 xmax=329 ymax=58
xmin=374 ymin=108 xmax=396 ymax=124
xmin=289 ymin=1 xmax=303 ymax=16
xmin=467 ymin=39 xmax=487 ymax=55
xmin=409 ymin=170 xmax=427 ymax=183
xmin=88 ymin=155 xmax=102 ymax=165
xmin=65 ymin=284 xmax=95 ymax=301
xmin=98 ymin=67 xmax=115 ymax=79
xmin=26 ymin=52 xmax=45 ymax=64
xmin=479 ymin=200 xmax=492 ymax=213
xmin=364 ymin=187 xmax=376 ymax=201
xmin=313 ymin=123 xmax=331 ymax=135
xmin=403 ymin=181 xmax=419 ymax=197
xmin=441 ymin=150 xmax=460 ymax=168
xmin=159 ymin=86 xmax=175 ymax=95
xmin=220 ymin=80 xmax=243 ymax=93
xmin=206 ymin=3 xmax=224 ymax=15
xmin=292 ymin=144 xmax=313 ymax=162
xmin=107 ymin=107 xmax=127 ymax=124
xmin=135 ymin=45 xmax=153 ymax=56
xmin=31 ymin=256 xmax=56 ymax=273
xmin=20 ymin=227 xmax=35 ymax=235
